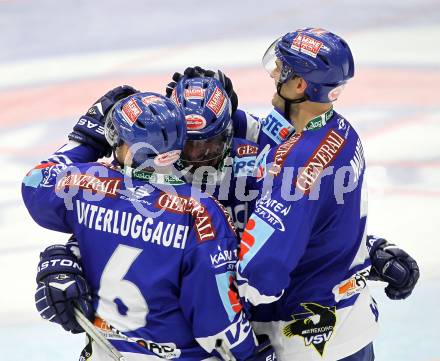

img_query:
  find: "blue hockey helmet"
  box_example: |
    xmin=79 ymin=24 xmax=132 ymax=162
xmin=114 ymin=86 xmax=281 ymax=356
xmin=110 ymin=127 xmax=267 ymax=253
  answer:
xmin=104 ymin=92 xmax=186 ymax=167
xmin=171 ymin=76 xmax=233 ymax=169
xmin=262 ymin=27 xmax=355 ymax=103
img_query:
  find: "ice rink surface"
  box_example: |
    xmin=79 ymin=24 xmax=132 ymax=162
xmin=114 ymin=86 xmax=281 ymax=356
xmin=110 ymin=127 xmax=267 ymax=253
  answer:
xmin=0 ymin=0 xmax=439 ymax=360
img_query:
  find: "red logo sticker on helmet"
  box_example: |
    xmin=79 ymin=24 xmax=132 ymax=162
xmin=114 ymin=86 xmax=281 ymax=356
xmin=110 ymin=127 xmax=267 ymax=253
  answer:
xmin=153 ymin=150 xmax=181 ymax=166
xmin=122 ymin=98 xmax=142 ymax=125
xmin=170 ymin=88 xmax=180 ymax=106
xmin=328 ymin=84 xmax=346 ymax=102
xmin=291 ymin=34 xmax=323 ymax=58
xmin=184 ymin=87 xmax=205 ymax=100
xmin=207 ymin=87 xmax=227 ymax=117
xmin=141 ymin=95 xmax=163 ymax=106
xmin=185 ymin=114 xmax=207 ymax=131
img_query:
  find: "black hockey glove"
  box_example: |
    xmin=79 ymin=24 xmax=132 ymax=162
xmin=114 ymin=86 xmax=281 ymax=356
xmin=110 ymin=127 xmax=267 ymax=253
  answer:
xmin=166 ymin=66 xmax=238 ymax=114
xmin=367 ymin=236 xmax=420 ymax=300
xmin=35 ymin=244 xmax=94 ymax=333
xmin=68 ymin=85 xmax=139 ymax=158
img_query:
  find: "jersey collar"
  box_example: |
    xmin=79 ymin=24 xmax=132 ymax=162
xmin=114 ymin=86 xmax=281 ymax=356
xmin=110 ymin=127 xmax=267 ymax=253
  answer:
xmin=302 ymin=107 xmax=334 ymax=131
xmin=267 ymin=107 xmax=334 ymax=143
xmin=122 ymin=166 xmax=185 ymax=185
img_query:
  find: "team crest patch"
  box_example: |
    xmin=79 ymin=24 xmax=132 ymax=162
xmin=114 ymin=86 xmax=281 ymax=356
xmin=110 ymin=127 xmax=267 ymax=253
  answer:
xmin=283 ymin=303 xmax=337 ymax=356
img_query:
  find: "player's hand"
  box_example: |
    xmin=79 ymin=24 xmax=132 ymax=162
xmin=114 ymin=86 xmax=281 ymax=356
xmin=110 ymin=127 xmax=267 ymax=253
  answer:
xmin=165 ymin=71 xmax=184 ymax=98
xmin=367 ymin=236 xmax=420 ymax=300
xmin=35 ymin=244 xmax=94 ymax=333
xmin=68 ymin=85 xmax=139 ymax=157
xmin=166 ymin=66 xmax=238 ymax=114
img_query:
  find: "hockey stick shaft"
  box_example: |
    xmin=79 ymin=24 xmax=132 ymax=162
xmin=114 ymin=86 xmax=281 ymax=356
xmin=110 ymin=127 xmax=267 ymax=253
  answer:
xmin=74 ymin=307 xmax=126 ymax=361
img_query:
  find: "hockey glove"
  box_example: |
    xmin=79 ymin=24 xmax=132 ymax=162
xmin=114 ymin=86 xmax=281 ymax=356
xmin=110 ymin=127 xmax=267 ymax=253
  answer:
xmin=35 ymin=244 xmax=94 ymax=333
xmin=367 ymin=236 xmax=420 ymax=300
xmin=166 ymin=66 xmax=238 ymax=114
xmin=68 ymin=85 xmax=139 ymax=158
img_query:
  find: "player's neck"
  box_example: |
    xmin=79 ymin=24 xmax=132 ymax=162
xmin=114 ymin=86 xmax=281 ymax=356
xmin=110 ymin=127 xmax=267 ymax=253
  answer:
xmin=290 ymin=102 xmax=333 ymax=131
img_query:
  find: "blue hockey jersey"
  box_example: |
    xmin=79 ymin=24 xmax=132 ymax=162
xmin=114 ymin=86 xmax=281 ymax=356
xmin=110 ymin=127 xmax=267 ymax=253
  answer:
xmin=233 ymin=108 xmax=379 ymax=360
xmin=204 ymin=138 xmax=260 ymax=235
xmin=22 ymin=141 xmax=257 ymax=361
xmin=232 ymin=108 xmax=294 ymax=150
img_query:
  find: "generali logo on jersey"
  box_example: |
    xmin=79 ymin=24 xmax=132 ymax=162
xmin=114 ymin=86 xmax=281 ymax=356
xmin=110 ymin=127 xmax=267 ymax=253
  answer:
xmin=291 ymin=34 xmax=323 ymax=58
xmin=56 ymin=174 xmax=121 ymax=197
xmin=296 ymin=129 xmax=346 ymax=193
xmin=122 ymin=98 xmax=142 ymax=125
xmin=156 ymin=192 xmax=216 ymax=242
xmin=207 ymin=87 xmax=227 ymax=117
xmin=236 ymin=144 xmax=259 ymax=157
xmin=269 ymin=133 xmax=303 ymax=176
xmin=211 ymin=196 xmax=236 ymax=234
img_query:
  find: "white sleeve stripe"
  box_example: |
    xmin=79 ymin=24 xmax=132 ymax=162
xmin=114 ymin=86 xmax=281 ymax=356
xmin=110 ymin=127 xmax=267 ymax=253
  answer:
xmin=39 ymin=306 xmax=50 ymax=314
xmin=35 ymin=296 xmax=46 ymax=304
xmin=244 ymin=113 xmax=261 ymax=143
xmin=195 ymin=313 xmax=254 ymax=353
xmin=236 ymin=272 xmax=283 ymax=306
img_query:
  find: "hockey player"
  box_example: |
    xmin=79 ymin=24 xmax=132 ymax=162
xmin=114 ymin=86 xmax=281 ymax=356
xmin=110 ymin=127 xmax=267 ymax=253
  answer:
xmin=167 ymin=29 xmax=419 ymax=360
xmin=236 ymin=27 xmax=377 ymax=360
xmin=23 ymin=88 xmax=275 ymax=360
xmin=170 ymin=75 xmax=260 ymax=233
xmin=165 ymin=66 xmax=419 ymax=302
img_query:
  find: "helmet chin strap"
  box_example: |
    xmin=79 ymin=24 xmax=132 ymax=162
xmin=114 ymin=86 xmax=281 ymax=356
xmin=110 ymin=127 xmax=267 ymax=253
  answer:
xmin=112 ymin=148 xmax=124 ymax=168
xmin=276 ymin=82 xmax=307 ymax=120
